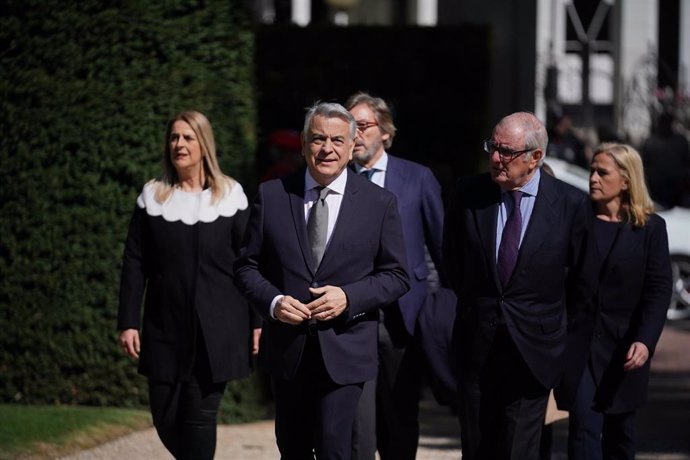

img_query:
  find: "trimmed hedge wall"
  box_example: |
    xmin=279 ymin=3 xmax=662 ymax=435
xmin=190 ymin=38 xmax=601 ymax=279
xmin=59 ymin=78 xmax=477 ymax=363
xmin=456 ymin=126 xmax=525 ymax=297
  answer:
xmin=0 ymin=0 xmax=266 ymax=422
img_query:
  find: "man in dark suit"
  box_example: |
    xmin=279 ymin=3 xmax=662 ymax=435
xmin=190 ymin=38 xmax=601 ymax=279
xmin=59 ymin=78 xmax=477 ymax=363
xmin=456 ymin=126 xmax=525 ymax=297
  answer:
xmin=234 ymin=101 xmax=410 ymax=460
xmin=442 ymin=112 xmax=599 ymax=459
xmin=346 ymin=92 xmax=453 ymax=460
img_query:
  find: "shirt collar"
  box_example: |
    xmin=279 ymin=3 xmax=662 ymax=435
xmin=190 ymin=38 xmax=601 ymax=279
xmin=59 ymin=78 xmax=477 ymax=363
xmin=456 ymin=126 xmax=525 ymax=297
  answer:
xmin=304 ymin=167 xmax=348 ymax=195
xmin=503 ymin=167 xmax=541 ymax=197
xmin=353 ymin=151 xmax=388 ymax=174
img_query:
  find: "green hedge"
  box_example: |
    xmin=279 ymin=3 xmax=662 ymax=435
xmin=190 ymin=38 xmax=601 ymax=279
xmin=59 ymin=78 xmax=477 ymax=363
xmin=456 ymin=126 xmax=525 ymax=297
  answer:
xmin=0 ymin=0 xmax=266 ymax=422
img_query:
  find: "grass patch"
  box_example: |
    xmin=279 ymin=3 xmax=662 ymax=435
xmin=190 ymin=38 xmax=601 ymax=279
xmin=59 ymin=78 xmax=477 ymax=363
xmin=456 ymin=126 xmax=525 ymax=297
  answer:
xmin=0 ymin=404 xmax=151 ymax=459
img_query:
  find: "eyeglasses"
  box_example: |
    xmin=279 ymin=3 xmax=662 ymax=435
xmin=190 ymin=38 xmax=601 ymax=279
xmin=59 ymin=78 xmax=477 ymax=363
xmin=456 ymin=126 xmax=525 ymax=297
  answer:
xmin=356 ymin=121 xmax=378 ymax=132
xmin=483 ymin=139 xmax=535 ymax=160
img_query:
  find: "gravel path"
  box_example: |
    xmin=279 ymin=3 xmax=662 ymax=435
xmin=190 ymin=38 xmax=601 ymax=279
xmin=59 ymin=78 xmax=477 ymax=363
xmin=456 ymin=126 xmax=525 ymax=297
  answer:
xmin=58 ymin=414 xmax=460 ymax=459
xmin=59 ymin=394 xmax=461 ymax=460
xmin=60 ymin=323 xmax=690 ymax=460
xmin=59 ymin=421 xmax=278 ymax=460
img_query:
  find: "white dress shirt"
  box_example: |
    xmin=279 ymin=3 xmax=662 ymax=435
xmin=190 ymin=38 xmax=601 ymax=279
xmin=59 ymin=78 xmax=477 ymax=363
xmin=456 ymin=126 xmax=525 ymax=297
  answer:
xmin=303 ymin=167 xmax=348 ymax=244
xmin=270 ymin=168 xmax=349 ymax=318
xmin=353 ymin=151 xmax=388 ymax=188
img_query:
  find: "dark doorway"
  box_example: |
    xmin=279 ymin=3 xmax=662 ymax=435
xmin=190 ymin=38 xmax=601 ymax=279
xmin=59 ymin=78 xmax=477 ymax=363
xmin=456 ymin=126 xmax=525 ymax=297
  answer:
xmin=658 ymin=0 xmax=680 ymax=90
xmin=254 ymin=25 xmax=491 ymax=197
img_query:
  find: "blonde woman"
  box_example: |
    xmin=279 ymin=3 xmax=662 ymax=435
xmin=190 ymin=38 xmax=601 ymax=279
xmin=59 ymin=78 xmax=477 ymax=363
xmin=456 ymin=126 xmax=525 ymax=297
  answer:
xmin=566 ymin=143 xmax=672 ymax=459
xmin=118 ymin=111 xmax=259 ymax=459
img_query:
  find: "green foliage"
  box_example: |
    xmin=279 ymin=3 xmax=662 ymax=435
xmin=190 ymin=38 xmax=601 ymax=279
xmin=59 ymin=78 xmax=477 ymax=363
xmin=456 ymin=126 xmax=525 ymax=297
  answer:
xmin=0 ymin=0 xmax=262 ymax=416
xmin=218 ymin=372 xmax=272 ymax=423
xmin=0 ymin=404 xmax=151 ymax=457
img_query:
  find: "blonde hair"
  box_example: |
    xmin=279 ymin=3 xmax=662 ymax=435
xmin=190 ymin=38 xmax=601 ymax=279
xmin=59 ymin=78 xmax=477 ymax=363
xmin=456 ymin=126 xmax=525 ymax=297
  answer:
xmin=155 ymin=110 xmax=234 ymax=204
xmin=593 ymin=142 xmax=654 ymax=227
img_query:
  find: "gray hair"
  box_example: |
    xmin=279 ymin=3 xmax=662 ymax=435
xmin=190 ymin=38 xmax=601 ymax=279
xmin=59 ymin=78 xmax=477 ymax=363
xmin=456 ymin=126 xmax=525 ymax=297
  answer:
xmin=494 ymin=112 xmax=549 ymax=165
xmin=303 ymin=102 xmax=357 ymax=140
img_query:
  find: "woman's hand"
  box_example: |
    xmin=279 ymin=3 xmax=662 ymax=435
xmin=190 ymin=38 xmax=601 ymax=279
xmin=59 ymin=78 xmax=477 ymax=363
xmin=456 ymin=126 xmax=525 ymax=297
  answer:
xmin=623 ymin=341 xmax=649 ymax=371
xmin=119 ymin=328 xmax=140 ymax=359
xmin=252 ymin=328 xmax=261 ymax=356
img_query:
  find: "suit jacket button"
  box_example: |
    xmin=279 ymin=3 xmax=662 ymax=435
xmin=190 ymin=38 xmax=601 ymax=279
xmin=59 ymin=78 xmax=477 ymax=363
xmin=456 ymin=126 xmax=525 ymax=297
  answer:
xmin=311 ymin=282 xmax=319 ymax=288
xmin=489 ymin=321 xmax=496 ymax=328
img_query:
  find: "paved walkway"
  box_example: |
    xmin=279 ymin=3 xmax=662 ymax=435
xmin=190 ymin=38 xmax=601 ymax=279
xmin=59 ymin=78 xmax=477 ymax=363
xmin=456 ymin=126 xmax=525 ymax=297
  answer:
xmin=59 ymin=402 xmax=460 ymax=460
xmin=61 ymin=323 xmax=690 ymax=459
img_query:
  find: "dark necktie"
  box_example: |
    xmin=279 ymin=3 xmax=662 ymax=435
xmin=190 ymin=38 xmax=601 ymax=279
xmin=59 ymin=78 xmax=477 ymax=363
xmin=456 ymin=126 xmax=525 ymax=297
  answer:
xmin=360 ymin=169 xmax=375 ymax=181
xmin=307 ymin=186 xmax=329 ymax=269
xmin=497 ymin=190 xmax=524 ymax=287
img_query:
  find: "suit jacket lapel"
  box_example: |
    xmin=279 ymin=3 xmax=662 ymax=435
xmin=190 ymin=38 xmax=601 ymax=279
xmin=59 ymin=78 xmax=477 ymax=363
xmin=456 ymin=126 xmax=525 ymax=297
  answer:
xmin=517 ymin=174 xmax=558 ymax=268
xmin=285 ymin=172 xmax=316 ymax=274
xmin=318 ymin=169 xmax=359 ymax=273
xmin=384 ymin=156 xmax=405 ymax=195
xmin=472 ymin=177 xmax=501 ymax=287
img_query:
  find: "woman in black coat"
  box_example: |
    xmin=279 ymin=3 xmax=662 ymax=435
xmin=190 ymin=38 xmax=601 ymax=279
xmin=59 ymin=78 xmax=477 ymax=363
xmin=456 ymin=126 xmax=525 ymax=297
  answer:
xmin=567 ymin=143 xmax=672 ymax=459
xmin=118 ymin=110 xmax=260 ymax=459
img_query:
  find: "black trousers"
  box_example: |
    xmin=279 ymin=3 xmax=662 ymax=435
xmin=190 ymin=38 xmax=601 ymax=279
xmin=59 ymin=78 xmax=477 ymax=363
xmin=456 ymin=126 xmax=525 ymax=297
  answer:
xmin=148 ymin=338 xmax=226 ymax=460
xmin=376 ymin=313 xmax=424 ymax=460
xmin=273 ymin=334 xmax=363 ymax=460
xmin=351 ymin=307 xmax=424 ymax=460
xmin=568 ymin=366 xmax=636 ymax=460
xmin=149 ymin=377 xmax=226 ymax=460
xmin=458 ymin=326 xmax=550 ymax=460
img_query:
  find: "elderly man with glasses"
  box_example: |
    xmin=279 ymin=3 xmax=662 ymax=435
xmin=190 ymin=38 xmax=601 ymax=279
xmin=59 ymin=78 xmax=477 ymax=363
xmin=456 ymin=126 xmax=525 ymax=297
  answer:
xmin=442 ymin=112 xmax=599 ymax=460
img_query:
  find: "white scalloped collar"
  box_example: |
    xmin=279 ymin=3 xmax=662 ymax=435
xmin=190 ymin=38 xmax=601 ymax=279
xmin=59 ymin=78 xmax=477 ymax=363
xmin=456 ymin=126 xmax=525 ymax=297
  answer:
xmin=136 ymin=181 xmax=248 ymax=225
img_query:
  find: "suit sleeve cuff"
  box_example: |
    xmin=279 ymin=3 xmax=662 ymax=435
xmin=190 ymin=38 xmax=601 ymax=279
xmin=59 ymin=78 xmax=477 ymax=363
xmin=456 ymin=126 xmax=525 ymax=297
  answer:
xmin=270 ymin=295 xmax=283 ymax=320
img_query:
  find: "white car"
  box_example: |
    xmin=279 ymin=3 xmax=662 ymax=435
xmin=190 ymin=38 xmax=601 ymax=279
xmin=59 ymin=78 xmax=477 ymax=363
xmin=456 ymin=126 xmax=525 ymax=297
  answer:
xmin=545 ymin=157 xmax=690 ymax=321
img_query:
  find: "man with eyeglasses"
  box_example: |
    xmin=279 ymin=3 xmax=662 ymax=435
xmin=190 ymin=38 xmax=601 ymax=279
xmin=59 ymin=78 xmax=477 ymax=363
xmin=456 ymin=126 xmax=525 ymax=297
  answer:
xmin=442 ymin=112 xmax=599 ymax=459
xmin=346 ymin=92 xmax=453 ymax=460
